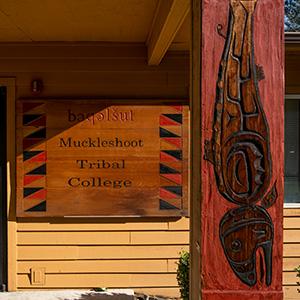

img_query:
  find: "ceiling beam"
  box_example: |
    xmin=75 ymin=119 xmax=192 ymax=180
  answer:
xmin=147 ymin=0 xmax=190 ymax=65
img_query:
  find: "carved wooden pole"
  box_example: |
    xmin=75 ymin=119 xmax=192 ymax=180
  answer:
xmin=191 ymin=0 xmax=284 ymax=299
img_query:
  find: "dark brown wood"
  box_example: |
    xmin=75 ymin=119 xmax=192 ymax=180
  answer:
xmin=190 ymin=0 xmax=202 ymax=299
xmin=16 ymin=100 xmax=189 ymax=217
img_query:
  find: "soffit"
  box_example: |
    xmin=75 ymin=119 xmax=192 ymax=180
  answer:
xmin=170 ymin=12 xmax=190 ymax=51
xmin=0 ymin=0 xmax=159 ymax=42
xmin=0 ymin=1 xmax=295 ymax=55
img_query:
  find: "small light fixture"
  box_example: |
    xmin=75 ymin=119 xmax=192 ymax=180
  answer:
xmin=31 ymin=79 xmax=43 ymax=95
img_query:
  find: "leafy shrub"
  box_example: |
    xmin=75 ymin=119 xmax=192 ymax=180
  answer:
xmin=296 ymin=265 xmax=300 ymax=292
xmin=176 ymin=251 xmax=189 ymax=300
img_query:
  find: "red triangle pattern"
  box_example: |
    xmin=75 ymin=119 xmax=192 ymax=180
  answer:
xmin=24 ymin=175 xmax=44 ymax=186
xmin=23 ymin=138 xmax=44 ymax=150
xmin=160 ymin=151 xmax=179 ymax=162
xmin=28 ymin=151 xmax=47 ymax=162
xmin=162 ymin=138 xmax=182 ymax=148
xmin=159 ymin=188 xmax=180 ymax=200
xmin=25 ymin=189 xmax=46 ymax=200
xmin=159 ymin=115 xmax=180 ymax=126
xmin=161 ymin=174 xmax=182 ymax=185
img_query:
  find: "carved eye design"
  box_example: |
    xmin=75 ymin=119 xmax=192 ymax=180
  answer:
xmin=231 ymin=239 xmax=242 ymax=252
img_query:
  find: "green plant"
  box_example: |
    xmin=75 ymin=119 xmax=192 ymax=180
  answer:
xmin=176 ymin=251 xmax=189 ymax=300
xmin=296 ymin=265 xmax=300 ymax=292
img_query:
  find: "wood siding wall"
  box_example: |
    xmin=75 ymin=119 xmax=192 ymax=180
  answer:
xmin=2 ymin=43 xmax=189 ymax=298
xmin=283 ymin=209 xmax=300 ymax=300
xmin=0 ymin=43 xmax=299 ymax=298
xmin=16 ymin=218 xmax=189 ymax=297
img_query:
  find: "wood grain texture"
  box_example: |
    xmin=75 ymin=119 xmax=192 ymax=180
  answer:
xmin=16 ymin=101 xmax=189 ymax=217
xmin=190 ymin=0 xmax=202 ymax=299
xmin=201 ymin=0 xmax=284 ymax=298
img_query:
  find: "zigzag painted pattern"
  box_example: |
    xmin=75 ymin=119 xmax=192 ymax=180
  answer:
xmin=22 ymin=102 xmax=47 ymax=212
xmin=159 ymin=106 xmax=183 ymax=210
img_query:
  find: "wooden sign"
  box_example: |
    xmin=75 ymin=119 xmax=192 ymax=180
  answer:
xmin=200 ymin=0 xmax=284 ymax=299
xmin=16 ymin=100 xmax=189 ymax=217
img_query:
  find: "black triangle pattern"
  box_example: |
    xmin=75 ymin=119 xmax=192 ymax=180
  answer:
xmin=161 ymin=150 xmax=182 ymax=161
xmin=159 ymin=127 xmax=180 ymax=138
xmin=26 ymin=164 xmax=46 ymax=175
xmin=23 ymin=150 xmax=44 ymax=161
xmin=160 ymin=163 xmax=180 ymax=174
xmin=22 ymin=101 xmax=47 ymax=214
xmin=23 ymin=187 xmax=43 ymax=198
xmin=26 ymin=201 xmax=46 ymax=212
xmin=23 ymin=114 xmax=43 ymax=126
xmin=162 ymin=114 xmax=182 ymax=124
xmin=25 ymin=128 xmax=46 ymax=139
xmin=159 ymin=199 xmax=179 ymax=210
xmin=163 ymin=186 xmax=182 ymax=197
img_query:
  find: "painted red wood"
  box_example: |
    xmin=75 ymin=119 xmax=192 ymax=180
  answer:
xmin=201 ymin=0 xmax=284 ymax=299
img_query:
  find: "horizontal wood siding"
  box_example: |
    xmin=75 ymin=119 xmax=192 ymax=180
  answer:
xmin=15 ymin=211 xmax=300 ymax=298
xmin=2 ymin=43 xmax=299 ymax=298
xmin=283 ymin=208 xmax=300 ymax=300
xmin=0 ymin=43 xmax=189 ymax=100
xmin=16 ymin=218 xmax=189 ymax=294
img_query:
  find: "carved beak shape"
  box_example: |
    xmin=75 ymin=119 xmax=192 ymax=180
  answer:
xmin=220 ymin=205 xmax=273 ymax=286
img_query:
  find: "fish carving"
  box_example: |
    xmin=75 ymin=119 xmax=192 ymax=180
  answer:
xmin=220 ymin=206 xmax=273 ymax=286
xmin=204 ymin=0 xmax=277 ymax=286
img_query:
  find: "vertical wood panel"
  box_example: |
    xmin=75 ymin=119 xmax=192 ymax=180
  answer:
xmin=191 ymin=0 xmax=202 ymax=299
xmin=286 ymin=52 xmax=300 ymax=94
xmin=200 ymin=1 xmax=284 ymax=300
xmin=4 ymin=78 xmax=17 ymax=291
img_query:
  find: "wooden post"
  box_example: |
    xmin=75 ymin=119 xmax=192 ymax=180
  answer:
xmin=191 ymin=0 xmax=285 ymax=299
xmin=4 ymin=78 xmax=17 ymax=291
xmin=190 ymin=0 xmax=202 ymax=299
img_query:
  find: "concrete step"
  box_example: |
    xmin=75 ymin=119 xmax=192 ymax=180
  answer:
xmin=0 ymin=289 xmax=134 ymax=300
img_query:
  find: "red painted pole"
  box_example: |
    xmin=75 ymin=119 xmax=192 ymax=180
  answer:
xmin=200 ymin=0 xmax=284 ymax=299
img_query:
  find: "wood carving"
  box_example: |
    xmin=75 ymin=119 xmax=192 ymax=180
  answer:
xmin=205 ymin=0 xmax=277 ymax=286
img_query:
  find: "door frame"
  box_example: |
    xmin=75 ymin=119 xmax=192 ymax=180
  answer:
xmin=1 ymin=78 xmax=17 ymax=291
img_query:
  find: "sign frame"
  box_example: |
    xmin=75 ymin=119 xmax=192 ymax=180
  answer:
xmin=16 ymin=99 xmax=189 ymax=218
